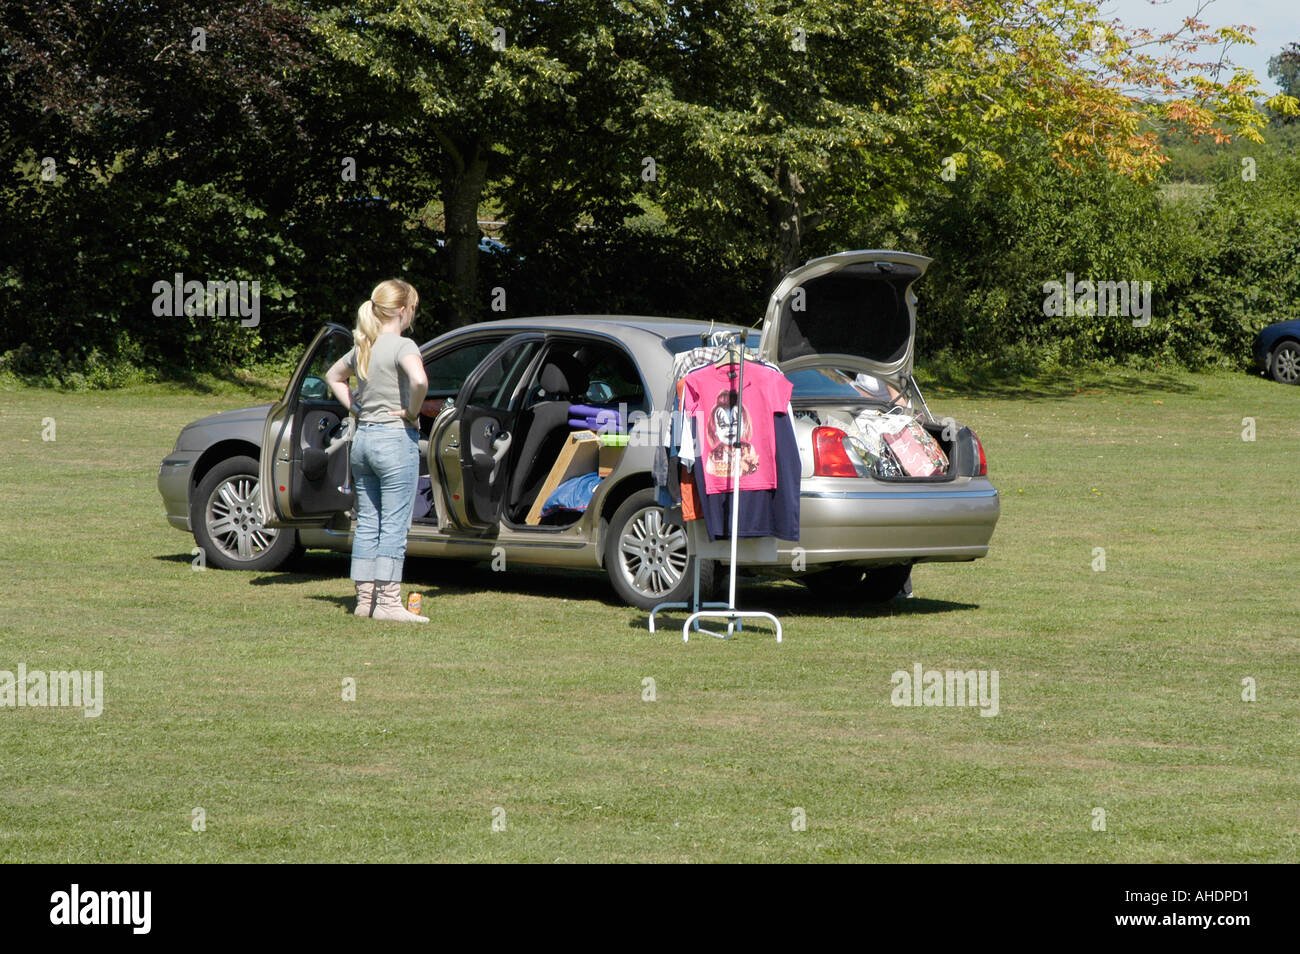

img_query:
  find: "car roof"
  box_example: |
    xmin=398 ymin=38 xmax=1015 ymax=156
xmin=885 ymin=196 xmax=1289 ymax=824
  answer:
xmin=432 ymin=314 xmax=753 ymax=345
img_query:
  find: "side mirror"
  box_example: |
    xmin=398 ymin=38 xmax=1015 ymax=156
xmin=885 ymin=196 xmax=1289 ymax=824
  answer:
xmin=301 ymin=375 xmax=328 ymax=400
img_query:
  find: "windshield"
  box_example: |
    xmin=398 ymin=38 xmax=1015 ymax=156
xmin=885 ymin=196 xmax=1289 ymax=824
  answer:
xmin=788 ymin=367 xmax=919 ymax=413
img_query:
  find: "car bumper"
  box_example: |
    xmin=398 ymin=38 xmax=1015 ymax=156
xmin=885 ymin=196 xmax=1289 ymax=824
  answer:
xmin=1252 ymin=336 xmax=1272 ymax=373
xmin=775 ymin=479 xmax=1000 ymax=567
xmin=158 ymin=452 xmax=200 ymax=532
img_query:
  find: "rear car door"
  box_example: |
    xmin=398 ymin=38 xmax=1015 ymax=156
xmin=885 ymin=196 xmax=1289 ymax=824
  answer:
xmin=259 ymin=323 xmax=356 ymax=528
xmin=432 ymin=332 xmax=544 ymax=531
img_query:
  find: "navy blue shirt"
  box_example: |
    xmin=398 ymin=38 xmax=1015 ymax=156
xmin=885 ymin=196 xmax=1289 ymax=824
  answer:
xmin=694 ymin=412 xmax=800 ymax=541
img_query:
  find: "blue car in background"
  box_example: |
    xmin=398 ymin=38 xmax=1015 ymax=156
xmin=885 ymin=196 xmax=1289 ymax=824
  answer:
xmin=1253 ymin=319 xmax=1300 ymax=385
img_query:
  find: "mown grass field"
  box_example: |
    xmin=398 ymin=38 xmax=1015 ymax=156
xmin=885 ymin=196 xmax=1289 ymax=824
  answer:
xmin=0 ymin=367 xmax=1296 ymax=862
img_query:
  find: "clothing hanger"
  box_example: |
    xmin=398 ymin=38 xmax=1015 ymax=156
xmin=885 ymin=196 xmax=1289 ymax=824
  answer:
xmin=714 ymin=337 xmax=743 ymax=370
xmin=700 ymin=318 xmax=715 ymax=346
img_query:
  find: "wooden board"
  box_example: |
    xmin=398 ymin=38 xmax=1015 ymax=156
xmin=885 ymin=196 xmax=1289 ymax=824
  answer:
xmin=525 ymin=429 xmax=601 ymax=525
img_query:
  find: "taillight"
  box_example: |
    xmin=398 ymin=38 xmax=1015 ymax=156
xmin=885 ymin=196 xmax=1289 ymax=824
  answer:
xmin=970 ymin=430 xmax=987 ymax=476
xmin=812 ymin=426 xmax=858 ymax=477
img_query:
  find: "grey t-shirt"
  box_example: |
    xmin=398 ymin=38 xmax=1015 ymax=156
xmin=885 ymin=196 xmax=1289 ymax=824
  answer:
xmin=347 ymin=333 xmax=422 ymax=425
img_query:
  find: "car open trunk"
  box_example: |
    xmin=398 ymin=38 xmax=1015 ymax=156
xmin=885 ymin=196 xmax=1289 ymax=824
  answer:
xmin=786 ymin=369 xmax=984 ymax=481
xmin=758 ymin=250 xmax=931 ymax=380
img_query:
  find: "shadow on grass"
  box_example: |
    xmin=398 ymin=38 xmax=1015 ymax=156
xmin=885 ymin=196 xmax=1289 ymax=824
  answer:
xmin=246 ymin=552 xmax=629 ymax=608
xmin=158 ymin=548 xmax=980 ymax=618
xmin=633 ymin=587 xmax=977 ymax=629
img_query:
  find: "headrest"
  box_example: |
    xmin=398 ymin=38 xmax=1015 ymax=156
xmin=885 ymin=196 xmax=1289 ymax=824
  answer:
xmin=538 ymin=352 xmax=588 ymax=397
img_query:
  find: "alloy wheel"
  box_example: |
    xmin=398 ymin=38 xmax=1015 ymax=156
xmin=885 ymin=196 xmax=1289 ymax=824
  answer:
xmin=1274 ymin=344 xmax=1300 ymax=384
xmin=617 ymin=505 xmax=688 ymax=599
xmin=205 ymin=475 xmax=279 ymax=562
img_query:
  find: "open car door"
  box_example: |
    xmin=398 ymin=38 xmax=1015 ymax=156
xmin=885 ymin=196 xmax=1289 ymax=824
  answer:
xmin=432 ymin=332 xmax=544 ymax=532
xmin=259 ymin=323 xmax=357 ymax=528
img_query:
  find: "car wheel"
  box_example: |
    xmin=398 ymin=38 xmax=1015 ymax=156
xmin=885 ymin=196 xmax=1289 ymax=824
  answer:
xmin=801 ymin=566 xmax=867 ymax=595
xmin=803 ymin=564 xmax=912 ymax=604
xmin=190 ymin=455 xmax=299 ymax=571
xmin=604 ymin=488 xmax=714 ymax=610
xmin=1270 ymin=341 xmax=1300 ymax=385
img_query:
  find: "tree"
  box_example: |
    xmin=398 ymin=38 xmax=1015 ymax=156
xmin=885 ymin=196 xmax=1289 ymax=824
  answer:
xmin=630 ymin=0 xmax=1299 ymax=287
xmin=1268 ymin=41 xmax=1300 ymax=122
xmin=0 ymin=0 xmax=321 ymax=366
xmin=311 ymin=1 xmax=613 ymax=326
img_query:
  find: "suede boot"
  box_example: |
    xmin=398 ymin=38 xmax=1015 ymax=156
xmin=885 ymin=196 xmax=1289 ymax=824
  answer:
xmin=371 ymin=581 xmax=429 ymax=623
xmin=353 ymin=580 xmax=376 ymax=617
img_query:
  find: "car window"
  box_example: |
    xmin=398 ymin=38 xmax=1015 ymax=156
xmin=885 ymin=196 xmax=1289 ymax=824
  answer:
xmin=663 ymin=332 xmax=761 ymax=356
xmin=556 ymin=340 xmax=649 ymax=413
xmin=786 ymin=367 xmax=866 ymax=400
xmin=298 ymin=329 xmax=353 ymax=401
xmin=465 ymin=339 xmax=541 ymax=410
xmin=426 ymin=336 xmax=507 ymax=397
xmin=788 ymin=366 xmax=914 ymax=409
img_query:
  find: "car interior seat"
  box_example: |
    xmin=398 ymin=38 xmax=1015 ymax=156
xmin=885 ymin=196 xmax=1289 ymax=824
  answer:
xmin=506 ymin=350 xmax=589 ymax=519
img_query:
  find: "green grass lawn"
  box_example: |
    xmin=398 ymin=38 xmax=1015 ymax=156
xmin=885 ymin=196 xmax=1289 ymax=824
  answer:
xmin=1 ymin=367 xmax=1297 ymax=862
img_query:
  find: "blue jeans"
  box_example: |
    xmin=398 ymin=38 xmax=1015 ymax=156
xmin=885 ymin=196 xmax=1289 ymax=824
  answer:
xmin=349 ymin=422 xmax=420 ymax=582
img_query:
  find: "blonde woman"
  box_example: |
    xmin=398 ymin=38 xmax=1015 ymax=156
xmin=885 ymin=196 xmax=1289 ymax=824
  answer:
xmin=324 ymin=279 xmax=429 ymax=622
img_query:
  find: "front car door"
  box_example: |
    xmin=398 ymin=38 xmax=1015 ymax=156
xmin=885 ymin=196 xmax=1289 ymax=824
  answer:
xmin=432 ymin=332 xmax=544 ymax=532
xmin=259 ymin=323 xmax=356 ymax=528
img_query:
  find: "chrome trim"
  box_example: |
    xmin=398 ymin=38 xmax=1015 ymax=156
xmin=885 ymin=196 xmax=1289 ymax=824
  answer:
xmin=801 ymin=489 xmax=999 ymax=500
xmin=189 ymin=416 xmax=270 ymax=428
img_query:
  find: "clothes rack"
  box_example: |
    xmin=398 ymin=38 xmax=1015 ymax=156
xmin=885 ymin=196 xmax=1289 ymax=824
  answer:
xmin=648 ymin=331 xmax=784 ymax=643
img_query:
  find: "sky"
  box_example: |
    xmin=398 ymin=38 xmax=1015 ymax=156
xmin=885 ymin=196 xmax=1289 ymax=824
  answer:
xmin=1103 ymin=0 xmax=1297 ymax=94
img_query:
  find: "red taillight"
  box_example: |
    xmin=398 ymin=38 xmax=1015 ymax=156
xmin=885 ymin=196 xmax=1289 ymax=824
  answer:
xmin=971 ymin=431 xmax=987 ymax=476
xmin=812 ymin=426 xmax=858 ymax=477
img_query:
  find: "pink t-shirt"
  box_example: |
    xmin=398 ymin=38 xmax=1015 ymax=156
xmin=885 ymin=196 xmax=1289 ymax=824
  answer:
xmin=681 ymin=361 xmax=793 ymax=494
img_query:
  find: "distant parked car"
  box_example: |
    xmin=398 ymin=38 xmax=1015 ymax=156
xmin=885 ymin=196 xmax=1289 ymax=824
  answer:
xmin=158 ymin=250 xmax=1000 ymax=609
xmin=1253 ymin=319 xmax=1300 ymax=385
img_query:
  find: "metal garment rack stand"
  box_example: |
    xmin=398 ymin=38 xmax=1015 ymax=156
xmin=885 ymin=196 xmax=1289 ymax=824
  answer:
xmin=648 ymin=333 xmax=783 ymax=643
xmin=646 ymin=521 xmax=737 ymax=638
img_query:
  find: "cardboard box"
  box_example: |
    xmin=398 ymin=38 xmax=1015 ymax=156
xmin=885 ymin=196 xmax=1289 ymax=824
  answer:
xmin=598 ymin=443 xmax=624 ymax=476
xmin=525 ymin=430 xmax=600 ymax=525
xmin=597 ymin=432 xmax=628 ymax=477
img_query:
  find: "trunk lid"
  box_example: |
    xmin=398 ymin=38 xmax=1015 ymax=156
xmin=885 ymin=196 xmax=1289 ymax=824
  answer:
xmin=757 ymin=250 xmax=931 ymax=379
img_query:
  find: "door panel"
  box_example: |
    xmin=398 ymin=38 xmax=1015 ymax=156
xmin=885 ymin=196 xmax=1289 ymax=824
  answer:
xmin=435 ymin=333 xmax=544 ymax=530
xmin=259 ymin=324 xmax=356 ymax=527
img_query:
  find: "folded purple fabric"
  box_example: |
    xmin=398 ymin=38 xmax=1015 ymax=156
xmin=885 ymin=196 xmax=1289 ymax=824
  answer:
xmin=568 ymin=404 xmax=613 ymax=418
xmin=569 ymin=408 xmax=622 ymax=431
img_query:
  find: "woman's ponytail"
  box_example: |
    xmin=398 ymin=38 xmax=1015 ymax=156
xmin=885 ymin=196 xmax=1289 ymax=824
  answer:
xmin=353 ymin=299 xmax=382 ymax=379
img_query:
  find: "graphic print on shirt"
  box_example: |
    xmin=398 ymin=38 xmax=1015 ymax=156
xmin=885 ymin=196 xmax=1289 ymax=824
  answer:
xmin=704 ymin=389 xmax=761 ymax=482
xmin=681 ymin=361 xmax=793 ymax=495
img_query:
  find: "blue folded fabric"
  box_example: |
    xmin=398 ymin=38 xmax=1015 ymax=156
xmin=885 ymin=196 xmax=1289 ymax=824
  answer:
xmin=540 ymin=472 xmax=604 ymax=516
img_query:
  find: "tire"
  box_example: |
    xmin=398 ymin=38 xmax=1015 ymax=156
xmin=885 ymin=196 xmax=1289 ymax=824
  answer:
xmin=603 ymin=488 xmax=715 ymax=610
xmin=190 ymin=455 xmax=299 ymax=572
xmin=1269 ymin=340 xmax=1300 ymax=385
xmin=801 ymin=566 xmax=867 ymax=596
xmin=803 ymin=563 xmax=913 ymax=605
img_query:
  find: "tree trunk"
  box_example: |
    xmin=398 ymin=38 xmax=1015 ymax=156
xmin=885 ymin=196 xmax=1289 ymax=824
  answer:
xmin=440 ymin=139 xmax=489 ymax=327
xmin=765 ymin=158 xmax=824 ymax=291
